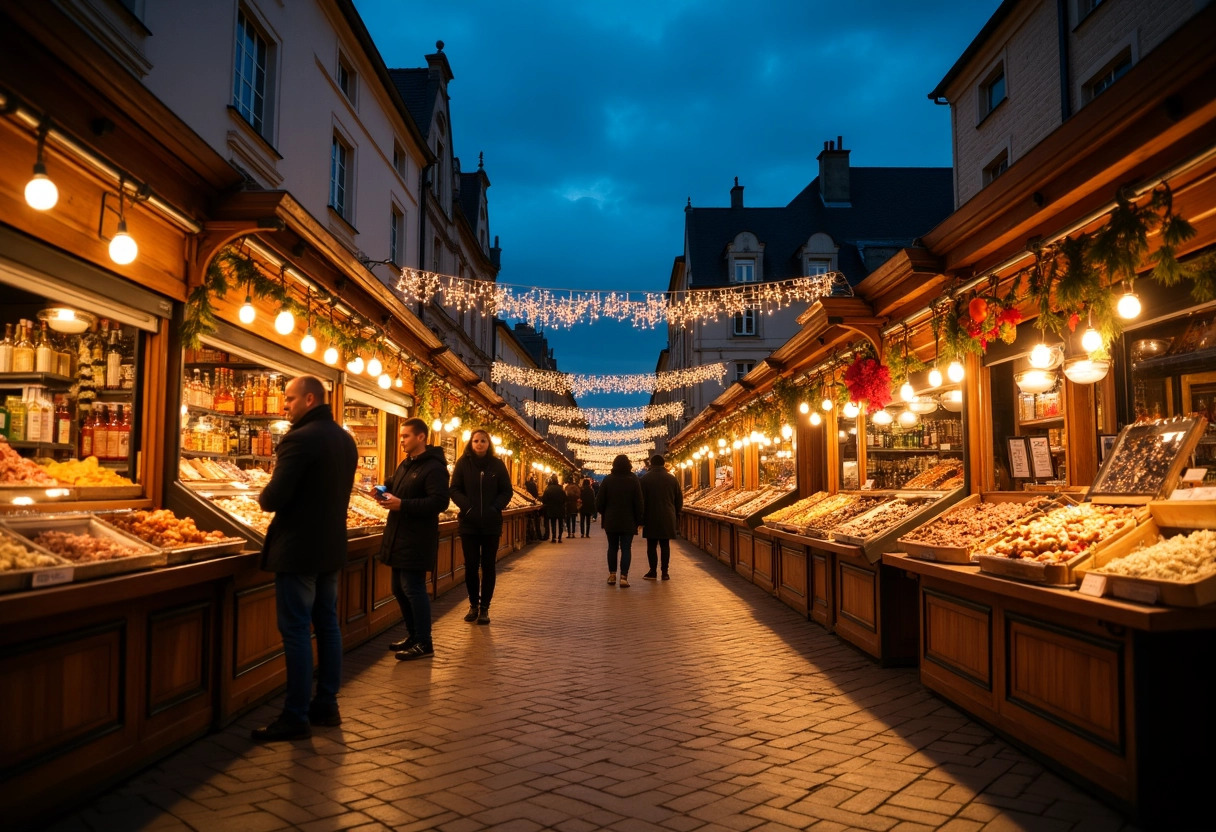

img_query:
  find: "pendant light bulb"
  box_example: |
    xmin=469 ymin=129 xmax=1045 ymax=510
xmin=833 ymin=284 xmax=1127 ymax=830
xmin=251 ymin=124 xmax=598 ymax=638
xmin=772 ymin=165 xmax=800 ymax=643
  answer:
xmin=323 ymin=342 xmax=339 ymax=365
xmin=842 ymin=401 xmax=860 ymax=419
xmin=928 ymin=367 xmax=943 ymax=388
xmin=898 ymin=408 xmax=919 ymax=427
xmin=798 ymin=401 xmax=809 ymax=414
xmin=900 ymin=381 xmax=915 ymax=402
xmin=809 ymin=411 xmax=822 ymax=427
xmin=821 ymin=397 xmax=834 ymax=412
xmin=25 ymin=163 xmax=58 ymax=211
xmin=1029 ymin=342 xmax=1053 ymax=368
xmin=377 ymin=372 xmax=392 ymax=389
xmin=947 ymin=360 xmax=965 ymax=383
xmin=347 ymin=355 xmax=365 ymax=375
xmin=394 ymin=373 xmax=403 ymax=388
xmin=300 ymin=329 xmax=317 ymax=354
xmin=1117 ymin=290 xmax=1141 ymax=320
xmin=366 ymin=356 xmax=383 ymax=377
xmin=274 ymin=309 xmax=295 ymax=335
xmin=432 ymin=418 xmax=443 ymax=433
xmin=109 ymin=220 xmax=138 ymax=265
xmin=1081 ymin=326 xmax=1103 ymax=354
xmin=871 ymin=409 xmax=893 ymax=426
xmin=238 ymin=294 xmax=256 ymax=325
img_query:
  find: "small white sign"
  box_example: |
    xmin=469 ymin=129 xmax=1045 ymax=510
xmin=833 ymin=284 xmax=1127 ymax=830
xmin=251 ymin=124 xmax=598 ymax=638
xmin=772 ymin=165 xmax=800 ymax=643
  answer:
xmin=32 ymin=567 xmax=74 ymax=587
xmin=1111 ymin=579 xmax=1161 ymax=605
xmin=863 ymin=479 xmax=875 ymax=490
xmin=1181 ymin=468 xmax=1208 ymax=483
xmin=1078 ymin=573 xmax=1107 ymax=597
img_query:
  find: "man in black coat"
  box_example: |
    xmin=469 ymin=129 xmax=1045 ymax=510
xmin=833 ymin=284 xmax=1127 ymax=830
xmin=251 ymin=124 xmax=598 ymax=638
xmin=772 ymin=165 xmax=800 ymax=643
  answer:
xmin=252 ymin=375 xmax=357 ymax=742
xmin=640 ymin=454 xmax=683 ymax=580
xmin=378 ymin=417 xmax=450 ymax=660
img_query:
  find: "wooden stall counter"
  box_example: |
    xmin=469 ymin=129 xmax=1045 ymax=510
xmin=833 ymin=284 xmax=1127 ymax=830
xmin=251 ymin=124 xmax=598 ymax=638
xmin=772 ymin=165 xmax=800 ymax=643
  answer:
xmin=883 ymin=552 xmax=1216 ymax=824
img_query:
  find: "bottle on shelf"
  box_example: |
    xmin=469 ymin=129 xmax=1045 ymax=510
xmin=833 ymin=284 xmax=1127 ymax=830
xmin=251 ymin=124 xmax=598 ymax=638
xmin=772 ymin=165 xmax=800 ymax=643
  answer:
xmin=0 ymin=322 xmax=13 ymax=373
xmin=25 ymin=390 xmax=43 ymax=444
xmin=34 ymin=321 xmax=54 ymax=373
xmin=6 ymin=395 xmax=26 ymax=441
xmin=265 ymin=375 xmax=280 ymax=415
xmin=93 ymin=404 xmax=110 ymax=460
xmin=227 ymin=420 xmax=239 ymax=455
xmin=106 ymin=404 xmax=122 ymax=460
xmin=80 ymin=406 xmax=95 ymax=458
xmin=116 ymin=405 xmax=130 ymax=460
xmin=215 ymin=368 xmax=235 ymax=414
xmin=119 ymin=326 xmax=135 ymax=391
xmin=105 ymin=324 xmax=121 ymax=390
xmin=55 ymin=397 xmax=71 ymax=446
xmin=12 ymin=322 xmax=35 ymax=373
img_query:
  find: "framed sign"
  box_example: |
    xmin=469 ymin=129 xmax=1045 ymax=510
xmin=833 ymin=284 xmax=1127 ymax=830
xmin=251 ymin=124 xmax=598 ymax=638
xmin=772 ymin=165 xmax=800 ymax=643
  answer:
xmin=1007 ymin=437 xmax=1031 ymax=479
xmin=1028 ymin=435 xmax=1055 ymax=479
xmin=1099 ymin=434 xmax=1116 ymax=462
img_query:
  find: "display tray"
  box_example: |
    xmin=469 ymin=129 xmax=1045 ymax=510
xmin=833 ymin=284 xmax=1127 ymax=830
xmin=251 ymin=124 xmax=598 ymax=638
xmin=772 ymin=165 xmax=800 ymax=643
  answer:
xmin=0 ymin=514 xmax=165 ymax=582
xmin=74 ymin=484 xmax=144 ymax=500
xmin=974 ymin=507 xmax=1141 ymax=587
xmin=764 ymin=520 xmax=812 ymax=536
xmin=91 ymin=511 xmax=249 ymax=565
xmin=898 ymin=493 xmax=1058 ymax=564
xmin=805 ymin=495 xmax=895 ymax=540
xmin=1087 ymin=416 xmax=1207 ymax=503
xmin=1078 ymin=520 xmax=1216 ymax=607
xmin=0 ymin=528 xmax=69 ymax=593
xmin=831 ymin=494 xmax=941 ymax=546
xmin=1148 ymin=500 xmax=1216 ymax=530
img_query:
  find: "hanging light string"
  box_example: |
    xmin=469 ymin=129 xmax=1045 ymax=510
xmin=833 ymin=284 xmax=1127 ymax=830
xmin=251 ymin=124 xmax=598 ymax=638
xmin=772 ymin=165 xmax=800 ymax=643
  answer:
xmin=546 ymin=424 xmax=668 ymax=443
xmin=491 ymin=361 xmax=726 ymax=396
xmin=567 ymin=441 xmax=656 ymax=458
xmin=396 ymin=269 xmax=844 ymax=330
xmin=524 ymin=400 xmax=684 ymax=426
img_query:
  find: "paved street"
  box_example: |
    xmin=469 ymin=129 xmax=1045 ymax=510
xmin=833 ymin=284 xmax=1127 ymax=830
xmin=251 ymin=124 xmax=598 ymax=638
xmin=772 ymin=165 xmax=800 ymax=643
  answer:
xmin=49 ymin=534 xmax=1134 ymax=832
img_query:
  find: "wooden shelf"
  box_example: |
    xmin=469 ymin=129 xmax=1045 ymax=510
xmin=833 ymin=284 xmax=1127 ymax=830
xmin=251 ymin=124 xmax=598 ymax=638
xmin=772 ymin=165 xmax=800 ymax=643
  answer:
xmin=0 ymin=371 xmax=73 ymax=389
xmin=868 ymin=447 xmax=964 ymax=455
xmin=183 ymin=404 xmax=279 ymax=420
xmin=7 ymin=440 xmax=74 ymax=451
xmin=182 ymin=450 xmax=273 ymax=462
xmin=1019 ymin=415 xmax=1064 ymax=427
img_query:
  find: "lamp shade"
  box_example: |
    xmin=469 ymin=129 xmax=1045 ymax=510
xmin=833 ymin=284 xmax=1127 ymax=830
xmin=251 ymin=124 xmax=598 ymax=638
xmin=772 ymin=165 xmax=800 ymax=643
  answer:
xmin=1015 ymin=368 xmax=1057 ymax=394
xmin=1062 ymin=357 xmax=1110 ymax=385
xmin=38 ymin=307 xmax=96 ymax=334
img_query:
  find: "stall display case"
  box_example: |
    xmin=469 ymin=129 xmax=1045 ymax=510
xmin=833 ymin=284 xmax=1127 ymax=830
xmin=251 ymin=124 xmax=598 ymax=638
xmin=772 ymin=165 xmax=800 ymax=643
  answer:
xmin=1080 ymin=507 xmax=1216 ymax=607
xmin=866 ymin=406 xmax=964 ymax=490
xmin=897 ymin=493 xmax=1056 ymax=563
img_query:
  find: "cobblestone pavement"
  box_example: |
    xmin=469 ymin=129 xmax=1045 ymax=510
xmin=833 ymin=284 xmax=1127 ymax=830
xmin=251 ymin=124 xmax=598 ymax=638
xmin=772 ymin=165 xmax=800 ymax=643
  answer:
xmin=49 ymin=534 xmax=1136 ymax=832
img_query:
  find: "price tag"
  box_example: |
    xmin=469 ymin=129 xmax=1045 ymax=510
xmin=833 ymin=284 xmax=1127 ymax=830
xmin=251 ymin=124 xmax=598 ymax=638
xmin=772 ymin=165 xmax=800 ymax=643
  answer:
xmin=1111 ymin=579 xmax=1161 ymax=605
xmin=939 ymin=443 xmax=952 ymax=450
xmin=863 ymin=479 xmax=875 ymax=490
xmin=32 ymin=567 xmax=74 ymax=588
xmin=1181 ymin=468 xmax=1208 ymax=483
xmin=1078 ymin=573 xmax=1107 ymax=597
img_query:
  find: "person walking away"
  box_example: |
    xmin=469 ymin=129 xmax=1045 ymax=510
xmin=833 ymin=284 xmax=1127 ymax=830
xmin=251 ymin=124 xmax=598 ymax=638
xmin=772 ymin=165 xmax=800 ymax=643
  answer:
xmin=542 ymin=475 xmax=566 ymax=542
xmin=379 ymin=418 xmax=450 ymax=660
xmin=640 ymin=453 xmax=682 ymax=580
xmin=251 ymin=375 xmax=357 ymax=741
xmin=563 ymin=477 xmax=581 ymax=537
xmin=524 ymin=472 xmax=542 ymax=541
xmin=578 ymin=477 xmax=596 ymax=537
xmin=449 ymin=428 xmax=513 ymax=625
xmin=595 ymin=454 xmax=643 ymax=587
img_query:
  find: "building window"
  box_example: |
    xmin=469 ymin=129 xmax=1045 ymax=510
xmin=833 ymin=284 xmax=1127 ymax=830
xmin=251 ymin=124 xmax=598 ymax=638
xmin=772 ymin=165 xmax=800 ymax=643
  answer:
xmin=980 ymin=64 xmax=1006 ymax=120
xmin=806 ymin=258 xmax=831 ymax=276
xmin=734 ymin=361 xmax=755 ymax=382
xmin=233 ymin=9 xmax=271 ymax=135
xmin=337 ymin=53 xmax=357 ymax=103
xmin=389 ymin=205 xmax=404 ymax=265
xmin=733 ymin=259 xmax=756 ymax=283
xmin=983 ymin=149 xmax=1009 ymax=186
xmin=392 ymin=142 xmax=406 ymax=179
xmin=1083 ymin=50 xmax=1132 ymax=103
xmin=329 ymin=134 xmax=351 ymax=219
xmin=733 ymin=309 xmax=756 ymax=336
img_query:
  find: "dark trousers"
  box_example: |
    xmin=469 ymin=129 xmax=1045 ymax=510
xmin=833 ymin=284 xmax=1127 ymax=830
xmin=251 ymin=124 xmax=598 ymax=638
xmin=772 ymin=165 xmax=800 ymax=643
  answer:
xmin=391 ymin=567 xmax=432 ymax=647
xmin=527 ymin=511 xmax=542 ymax=541
xmin=580 ymin=513 xmax=593 ymax=535
xmin=547 ymin=516 xmax=563 ymax=541
xmin=647 ymin=538 xmax=671 ymax=573
xmin=565 ymin=513 xmax=576 ymax=535
xmin=462 ymin=533 xmax=499 ymax=608
xmin=606 ymin=532 xmax=633 ymax=575
xmin=275 ymin=571 xmax=341 ymax=726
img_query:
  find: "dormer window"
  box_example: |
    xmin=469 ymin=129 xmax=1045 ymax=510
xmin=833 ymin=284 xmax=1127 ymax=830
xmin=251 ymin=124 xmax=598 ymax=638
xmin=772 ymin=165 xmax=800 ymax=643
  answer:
xmin=733 ymin=260 xmax=755 ymax=283
xmin=727 ymin=232 xmax=764 ymax=285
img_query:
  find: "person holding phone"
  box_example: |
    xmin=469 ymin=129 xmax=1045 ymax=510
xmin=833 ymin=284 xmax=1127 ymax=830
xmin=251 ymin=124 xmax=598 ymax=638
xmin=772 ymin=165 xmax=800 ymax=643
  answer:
xmin=448 ymin=428 xmax=513 ymax=624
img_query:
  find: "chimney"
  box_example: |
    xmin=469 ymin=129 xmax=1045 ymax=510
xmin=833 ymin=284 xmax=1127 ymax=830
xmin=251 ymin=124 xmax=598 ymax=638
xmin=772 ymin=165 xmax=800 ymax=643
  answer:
xmin=817 ymin=136 xmax=851 ymax=205
xmin=730 ymin=177 xmax=744 ymax=209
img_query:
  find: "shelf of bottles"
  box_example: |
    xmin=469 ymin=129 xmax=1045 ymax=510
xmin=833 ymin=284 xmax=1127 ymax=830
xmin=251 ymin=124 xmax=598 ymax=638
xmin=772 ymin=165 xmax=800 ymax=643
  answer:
xmin=1016 ymin=377 xmax=1067 ymax=457
xmin=344 ymin=402 xmax=383 ymax=490
xmin=864 ymin=410 xmax=963 ymax=490
xmin=180 ymin=347 xmax=288 ymax=472
xmin=0 ymin=315 xmax=138 ymax=476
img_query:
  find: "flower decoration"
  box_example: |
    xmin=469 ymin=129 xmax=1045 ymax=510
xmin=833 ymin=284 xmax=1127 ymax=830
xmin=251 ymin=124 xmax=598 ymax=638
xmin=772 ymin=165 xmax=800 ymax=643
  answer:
xmin=943 ymin=278 xmax=1022 ymax=358
xmin=842 ymin=354 xmax=892 ymax=414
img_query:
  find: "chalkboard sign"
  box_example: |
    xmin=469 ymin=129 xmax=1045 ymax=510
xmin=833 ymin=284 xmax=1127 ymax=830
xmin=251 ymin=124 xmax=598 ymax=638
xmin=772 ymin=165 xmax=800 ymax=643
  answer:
xmin=1028 ymin=435 xmax=1054 ymax=479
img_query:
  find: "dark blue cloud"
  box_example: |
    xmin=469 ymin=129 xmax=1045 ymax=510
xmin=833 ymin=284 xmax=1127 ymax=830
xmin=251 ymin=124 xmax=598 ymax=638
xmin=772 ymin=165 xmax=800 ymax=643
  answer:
xmin=354 ymin=0 xmax=1001 ymax=414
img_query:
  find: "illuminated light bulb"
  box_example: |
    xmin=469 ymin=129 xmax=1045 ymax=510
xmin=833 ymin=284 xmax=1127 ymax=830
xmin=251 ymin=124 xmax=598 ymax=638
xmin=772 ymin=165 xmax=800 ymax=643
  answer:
xmin=300 ymin=329 xmax=317 ymax=354
xmin=838 ymin=430 xmax=846 ymax=440
xmin=24 ymin=165 xmax=58 ymax=210
xmin=367 ymin=356 xmax=383 ymax=377
xmin=871 ymin=409 xmax=893 ymax=426
xmin=947 ymin=360 xmax=965 ymax=383
xmin=323 ymin=343 xmax=339 ymax=365
xmin=1081 ymin=326 xmax=1103 ymax=353
xmin=900 ymin=381 xmax=915 ymax=402
xmin=718 ymin=438 xmax=727 ymax=448
xmin=432 ymin=418 xmax=443 ymax=433
xmin=491 ymin=435 xmax=502 ymax=445
xmin=109 ymin=221 xmax=138 ymax=265
xmin=899 ymin=408 xmax=919 ymax=427
xmin=461 ymin=430 xmax=472 ymax=442
xmin=732 ymin=440 xmax=742 ymax=450
xmin=809 ymin=411 xmax=822 ymax=426
xmin=1029 ymin=343 xmax=1053 ymax=368
xmin=821 ymin=397 xmax=834 ymax=412
xmin=377 ymin=372 xmax=392 ymax=389
xmin=798 ymin=401 xmax=810 ymax=414
xmin=238 ymin=294 xmax=256 ymax=325
xmin=1117 ymin=290 xmax=1141 ymax=320
xmin=843 ymin=401 xmax=860 ymax=418
xmin=347 ymin=355 xmax=365 ymax=375
xmin=394 ymin=373 xmax=403 ymax=388
xmin=451 ymin=416 xmax=461 ymax=428
xmin=274 ymin=309 xmax=295 ymax=335
xmin=780 ymin=424 xmax=793 ymax=440
xmin=928 ymin=367 xmax=943 ymax=388
xmin=707 ymin=451 xmax=714 ymax=459
xmin=741 ymin=437 xmax=750 ymax=446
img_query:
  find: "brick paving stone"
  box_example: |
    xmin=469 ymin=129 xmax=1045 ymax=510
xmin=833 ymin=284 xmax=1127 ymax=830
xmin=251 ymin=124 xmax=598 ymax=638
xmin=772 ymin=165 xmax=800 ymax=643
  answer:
xmin=45 ymin=537 xmax=1136 ymax=832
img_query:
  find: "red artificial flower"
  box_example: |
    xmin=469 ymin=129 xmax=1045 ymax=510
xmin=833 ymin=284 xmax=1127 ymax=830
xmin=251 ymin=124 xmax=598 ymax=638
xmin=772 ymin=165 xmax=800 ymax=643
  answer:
xmin=843 ymin=357 xmax=892 ymax=412
xmin=1067 ymin=312 xmax=1080 ymax=332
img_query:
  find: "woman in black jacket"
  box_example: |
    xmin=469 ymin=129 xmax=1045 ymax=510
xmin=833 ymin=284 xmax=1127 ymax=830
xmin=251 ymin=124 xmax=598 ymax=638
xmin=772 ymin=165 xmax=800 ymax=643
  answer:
xmin=578 ymin=477 xmax=596 ymax=537
xmin=541 ymin=476 xmax=566 ymax=542
xmin=594 ymin=455 xmax=644 ymax=587
xmin=449 ymin=429 xmax=514 ymax=625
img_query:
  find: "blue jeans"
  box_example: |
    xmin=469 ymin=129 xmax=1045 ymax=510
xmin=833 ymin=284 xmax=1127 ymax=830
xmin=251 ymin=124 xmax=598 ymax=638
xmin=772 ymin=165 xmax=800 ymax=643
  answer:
xmin=275 ymin=571 xmax=341 ymax=726
xmin=392 ymin=568 xmax=432 ymax=647
xmin=606 ymin=532 xmax=633 ymax=575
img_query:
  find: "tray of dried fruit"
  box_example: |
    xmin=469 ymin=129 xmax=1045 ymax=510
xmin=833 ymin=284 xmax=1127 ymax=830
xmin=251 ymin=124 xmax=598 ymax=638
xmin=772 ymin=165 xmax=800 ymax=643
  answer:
xmin=898 ymin=493 xmax=1059 ymax=564
xmin=1087 ymin=416 xmax=1207 ymax=504
xmin=0 ymin=513 xmax=166 ymax=582
xmin=40 ymin=457 xmax=143 ymax=500
xmin=178 ymin=457 xmax=273 ymax=491
xmin=761 ymin=492 xmax=833 ymax=535
xmin=0 ymin=526 xmax=71 ymax=593
xmin=805 ymin=493 xmax=896 ymax=540
xmin=832 ymin=492 xmax=950 ymax=547
xmin=203 ymin=493 xmax=272 ymax=537
xmin=95 ymin=509 xmax=246 ymax=565
xmin=729 ymin=485 xmax=799 ymax=528
xmin=1075 ymin=520 xmax=1216 ymax=606
xmin=974 ymin=503 xmax=1143 ymax=586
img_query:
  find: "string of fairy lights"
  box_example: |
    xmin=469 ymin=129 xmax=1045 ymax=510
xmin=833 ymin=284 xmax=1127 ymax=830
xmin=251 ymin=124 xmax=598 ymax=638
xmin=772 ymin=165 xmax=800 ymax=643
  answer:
xmin=524 ymin=400 xmax=685 ymax=427
xmin=545 ymin=424 xmax=668 ymax=443
xmin=396 ymin=268 xmax=843 ymax=329
xmin=491 ymin=361 xmax=725 ymax=396
xmin=566 ymin=441 xmax=656 ymax=458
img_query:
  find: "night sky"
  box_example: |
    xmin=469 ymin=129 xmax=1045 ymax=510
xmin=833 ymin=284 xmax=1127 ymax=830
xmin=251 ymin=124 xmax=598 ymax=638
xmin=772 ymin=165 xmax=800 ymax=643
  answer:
xmin=353 ymin=0 xmax=1002 ymax=417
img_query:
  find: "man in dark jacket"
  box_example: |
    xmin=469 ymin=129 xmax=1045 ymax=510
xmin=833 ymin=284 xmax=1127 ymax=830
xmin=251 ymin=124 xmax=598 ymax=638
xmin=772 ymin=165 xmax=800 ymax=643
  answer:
xmin=640 ymin=454 xmax=683 ymax=580
xmin=379 ymin=417 xmax=450 ymax=660
xmin=252 ymin=375 xmax=357 ymax=741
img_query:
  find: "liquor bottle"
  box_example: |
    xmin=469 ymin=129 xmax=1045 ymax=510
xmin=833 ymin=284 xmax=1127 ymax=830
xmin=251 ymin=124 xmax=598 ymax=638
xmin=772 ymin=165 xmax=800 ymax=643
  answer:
xmin=93 ymin=404 xmax=110 ymax=460
xmin=116 ymin=405 xmax=130 ymax=460
xmin=25 ymin=391 xmax=43 ymax=443
xmin=12 ymin=322 xmax=35 ymax=372
xmin=238 ymin=421 xmax=250 ymax=455
xmin=6 ymin=395 xmax=26 ymax=441
xmin=0 ymin=397 xmax=7 ymax=438
xmin=80 ymin=407 xmax=95 ymax=458
xmin=119 ymin=326 xmax=135 ymax=391
xmin=215 ymin=369 xmax=234 ymax=414
xmin=233 ymin=373 xmax=244 ymax=415
xmin=202 ymin=372 xmax=213 ymax=410
xmin=34 ymin=321 xmax=54 ymax=373
xmin=55 ymin=333 xmax=72 ymax=377
xmin=253 ymin=374 xmax=266 ymax=415
xmin=227 ymin=420 xmax=239 ymax=455
xmin=105 ymin=323 xmax=121 ymax=389
xmin=106 ymin=404 xmax=122 ymax=460
xmin=265 ymin=375 xmax=280 ymax=415
xmin=0 ymin=322 xmax=14 ymax=372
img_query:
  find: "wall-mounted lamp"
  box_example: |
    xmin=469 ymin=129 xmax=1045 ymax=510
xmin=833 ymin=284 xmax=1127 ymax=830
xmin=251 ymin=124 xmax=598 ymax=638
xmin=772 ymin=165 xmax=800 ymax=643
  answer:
xmin=99 ymin=177 xmax=139 ymax=265
xmin=25 ymin=118 xmax=58 ymax=211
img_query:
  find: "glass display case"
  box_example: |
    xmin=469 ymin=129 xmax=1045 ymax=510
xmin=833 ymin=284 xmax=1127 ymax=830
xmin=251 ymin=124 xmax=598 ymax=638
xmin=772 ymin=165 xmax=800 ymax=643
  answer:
xmin=865 ymin=402 xmax=964 ymax=490
xmin=837 ymin=412 xmax=859 ymax=490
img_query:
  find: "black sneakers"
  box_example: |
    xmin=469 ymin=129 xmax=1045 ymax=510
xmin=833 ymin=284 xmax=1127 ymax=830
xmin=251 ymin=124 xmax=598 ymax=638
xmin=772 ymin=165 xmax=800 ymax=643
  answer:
xmin=395 ymin=643 xmax=434 ymax=661
xmin=308 ymin=705 xmax=342 ymax=727
xmin=251 ymin=719 xmax=311 ymax=742
xmin=464 ymin=605 xmax=479 ymax=622
xmin=388 ymin=636 xmax=414 ymax=651
xmin=477 ymin=606 xmax=490 ymax=625
xmin=642 ymin=571 xmax=657 ymax=580
xmin=661 ymin=571 xmax=670 ymax=580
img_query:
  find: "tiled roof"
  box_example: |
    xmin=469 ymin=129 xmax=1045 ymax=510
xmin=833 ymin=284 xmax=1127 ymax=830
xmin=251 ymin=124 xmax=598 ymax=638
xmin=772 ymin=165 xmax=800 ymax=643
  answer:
xmin=387 ymin=68 xmax=437 ymax=135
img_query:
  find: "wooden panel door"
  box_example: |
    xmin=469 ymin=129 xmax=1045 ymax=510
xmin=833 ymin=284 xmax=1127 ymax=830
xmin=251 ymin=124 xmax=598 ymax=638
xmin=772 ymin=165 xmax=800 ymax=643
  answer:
xmin=734 ymin=530 xmax=754 ymax=580
xmin=777 ymin=543 xmax=808 ymax=616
